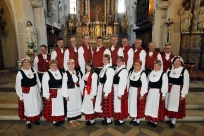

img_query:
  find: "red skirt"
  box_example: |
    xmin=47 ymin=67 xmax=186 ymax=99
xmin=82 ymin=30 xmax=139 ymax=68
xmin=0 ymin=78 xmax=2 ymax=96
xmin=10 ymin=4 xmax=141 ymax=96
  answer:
xmin=166 ymin=99 xmax=186 ymax=119
xmin=114 ymin=89 xmax=129 ymax=120
xmin=43 ymin=98 xmax=65 ymax=122
xmin=18 ymin=99 xmax=41 ymax=122
xmin=98 ymin=87 xmax=114 ymax=118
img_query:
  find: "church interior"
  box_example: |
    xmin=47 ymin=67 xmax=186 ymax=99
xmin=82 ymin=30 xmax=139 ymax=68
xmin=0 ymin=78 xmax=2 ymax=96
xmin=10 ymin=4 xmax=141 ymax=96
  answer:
xmin=0 ymin=0 xmax=204 ymax=135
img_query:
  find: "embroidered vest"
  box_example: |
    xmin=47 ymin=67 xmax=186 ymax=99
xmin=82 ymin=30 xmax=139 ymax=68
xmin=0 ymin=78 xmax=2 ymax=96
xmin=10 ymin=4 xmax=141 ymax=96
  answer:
xmin=20 ymin=68 xmax=37 ymax=87
xmin=93 ymin=46 xmax=106 ymax=67
xmin=37 ymin=54 xmax=51 ymax=72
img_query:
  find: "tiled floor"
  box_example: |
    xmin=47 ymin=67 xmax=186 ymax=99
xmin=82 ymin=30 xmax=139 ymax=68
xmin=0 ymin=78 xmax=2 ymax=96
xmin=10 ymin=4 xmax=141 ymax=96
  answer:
xmin=0 ymin=120 xmax=204 ymax=136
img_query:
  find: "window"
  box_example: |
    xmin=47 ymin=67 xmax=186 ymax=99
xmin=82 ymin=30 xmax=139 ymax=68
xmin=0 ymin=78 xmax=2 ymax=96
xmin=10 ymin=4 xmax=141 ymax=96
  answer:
xmin=70 ymin=0 xmax=76 ymax=14
xmin=118 ymin=0 xmax=125 ymax=13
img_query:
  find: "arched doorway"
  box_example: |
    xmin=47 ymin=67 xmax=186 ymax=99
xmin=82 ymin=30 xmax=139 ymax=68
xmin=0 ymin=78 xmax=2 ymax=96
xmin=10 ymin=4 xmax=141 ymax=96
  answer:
xmin=0 ymin=1 xmax=17 ymax=69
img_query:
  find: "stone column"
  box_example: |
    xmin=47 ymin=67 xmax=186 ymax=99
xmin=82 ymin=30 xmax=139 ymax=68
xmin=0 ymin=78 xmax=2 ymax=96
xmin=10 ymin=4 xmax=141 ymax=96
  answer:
xmin=153 ymin=1 xmax=170 ymax=49
xmin=31 ymin=0 xmax=47 ymax=52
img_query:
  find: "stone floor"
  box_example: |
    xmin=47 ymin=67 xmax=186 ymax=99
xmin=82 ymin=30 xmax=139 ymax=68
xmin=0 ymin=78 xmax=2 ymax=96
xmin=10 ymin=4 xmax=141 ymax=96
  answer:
xmin=0 ymin=120 xmax=204 ymax=136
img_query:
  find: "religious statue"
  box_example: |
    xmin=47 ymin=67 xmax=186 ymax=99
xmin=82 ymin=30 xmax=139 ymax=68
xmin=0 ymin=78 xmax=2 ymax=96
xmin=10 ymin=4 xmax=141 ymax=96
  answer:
xmin=179 ymin=2 xmax=193 ymax=32
xmin=121 ymin=15 xmax=129 ymax=34
xmin=26 ymin=21 xmax=37 ymax=47
xmin=198 ymin=5 xmax=204 ymax=32
xmin=47 ymin=0 xmax=53 ymax=17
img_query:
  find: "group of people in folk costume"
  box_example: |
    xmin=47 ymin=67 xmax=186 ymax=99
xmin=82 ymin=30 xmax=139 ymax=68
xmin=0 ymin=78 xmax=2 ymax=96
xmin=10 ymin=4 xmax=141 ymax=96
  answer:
xmin=15 ymin=34 xmax=189 ymax=129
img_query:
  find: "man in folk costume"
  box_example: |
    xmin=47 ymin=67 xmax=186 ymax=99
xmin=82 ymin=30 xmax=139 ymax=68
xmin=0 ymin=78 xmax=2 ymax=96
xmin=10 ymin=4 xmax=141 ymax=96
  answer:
xmin=33 ymin=45 xmax=51 ymax=82
xmin=109 ymin=34 xmax=123 ymax=69
xmin=161 ymin=43 xmax=175 ymax=72
xmin=81 ymin=60 xmax=98 ymax=126
xmin=119 ymin=37 xmax=134 ymax=71
xmin=145 ymin=42 xmax=163 ymax=74
xmin=62 ymin=59 xmax=83 ymax=127
xmin=128 ymin=60 xmax=148 ymax=126
xmin=145 ymin=60 xmax=168 ymax=127
xmin=42 ymin=60 xmax=65 ymax=127
xmin=51 ymin=38 xmax=66 ymax=72
xmin=133 ymin=38 xmax=146 ymax=70
xmin=78 ymin=34 xmax=93 ymax=75
xmin=165 ymin=56 xmax=189 ymax=128
xmin=94 ymin=54 xmax=114 ymax=125
xmin=93 ymin=36 xmax=112 ymax=75
xmin=113 ymin=56 xmax=128 ymax=125
xmin=15 ymin=57 xmax=42 ymax=129
xmin=64 ymin=36 xmax=82 ymax=76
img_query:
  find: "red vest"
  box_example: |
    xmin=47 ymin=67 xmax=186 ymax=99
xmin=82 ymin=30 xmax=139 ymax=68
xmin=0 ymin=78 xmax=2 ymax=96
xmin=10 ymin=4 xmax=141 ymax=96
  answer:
xmin=68 ymin=47 xmax=79 ymax=68
xmin=133 ymin=47 xmax=143 ymax=62
xmin=145 ymin=51 xmax=158 ymax=70
xmin=55 ymin=47 xmax=66 ymax=69
xmin=123 ymin=46 xmax=131 ymax=65
xmin=82 ymin=44 xmax=92 ymax=61
xmin=93 ymin=46 xmax=106 ymax=67
xmin=37 ymin=54 xmax=51 ymax=72
xmin=109 ymin=45 xmax=120 ymax=66
xmin=161 ymin=53 xmax=174 ymax=72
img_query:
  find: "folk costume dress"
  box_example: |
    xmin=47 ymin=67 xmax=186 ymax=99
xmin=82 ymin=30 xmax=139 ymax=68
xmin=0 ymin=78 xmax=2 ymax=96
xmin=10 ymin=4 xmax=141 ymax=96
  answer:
xmin=94 ymin=63 xmax=114 ymax=119
xmin=42 ymin=69 xmax=64 ymax=122
xmin=145 ymin=70 xmax=168 ymax=123
xmin=113 ymin=65 xmax=129 ymax=121
xmin=81 ymin=72 xmax=98 ymax=121
xmin=62 ymin=70 xmax=82 ymax=121
xmin=165 ymin=66 xmax=189 ymax=120
xmin=128 ymin=69 xmax=148 ymax=122
xmin=15 ymin=67 xmax=42 ymax=122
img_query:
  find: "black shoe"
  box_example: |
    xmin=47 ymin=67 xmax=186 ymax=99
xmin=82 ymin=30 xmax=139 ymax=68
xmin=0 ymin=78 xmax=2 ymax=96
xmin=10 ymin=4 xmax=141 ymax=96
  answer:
xmin=27 ymin=123 xmax=32 ymax=129
xmin=147 ymin=121 xmax=153 ymax=125
xmin=129 ymin=120 xmax=135 ymax=124
xmin=86 ymin=121 xmax=95 ymax=126
xmin=58 ymin=121 xmax=64 ymax=124
xmin=33 ymin=121 xmax=40 ymax=125
xmin=115 ymin=121 xmax=124 ymax=126
xmin=102 ymin=121 xmax=112 ymax=125
xmin=169 ymin=122 xmax=175 ymax=128
xmin=133 ymin=121 xmax=140 ymax=126
xmin=166 ymin=120 xmax=172 ymax=124
xmin=101 ymin=119 xmax=107 ymax=123
xmin=114 ymin=119 xmax=119 ymax=122
xmin=151 ymin=123 xmax=157 ymax=128
xmin=53 ymin=122 xmax=60 ymax=127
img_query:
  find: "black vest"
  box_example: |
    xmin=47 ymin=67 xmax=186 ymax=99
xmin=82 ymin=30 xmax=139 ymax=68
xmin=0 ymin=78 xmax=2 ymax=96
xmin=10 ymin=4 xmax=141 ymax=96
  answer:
xmin=113 ymin=68 xmax=126 ymax=84
xmin=129 ymin=71 xmax=145 ymax=88
xmin=149 ymin=72 xmax=164 ymax=89
xmin=20 ymin=68 xmax=37 ymax=87
xmin=47 ymin=71 xmax=62 ymax=88
xmin=66 ymin=71 xmax=80 ymax=88
xmin=167 ymin=67 xmax=185 ymax=85
xmin=99 ymin=66 xmax=113 ymax=84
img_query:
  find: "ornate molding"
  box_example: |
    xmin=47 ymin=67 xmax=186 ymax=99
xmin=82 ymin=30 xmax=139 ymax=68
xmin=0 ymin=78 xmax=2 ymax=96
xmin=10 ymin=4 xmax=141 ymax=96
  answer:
xmin=30 ymin=0 xmax=43 ymax=8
